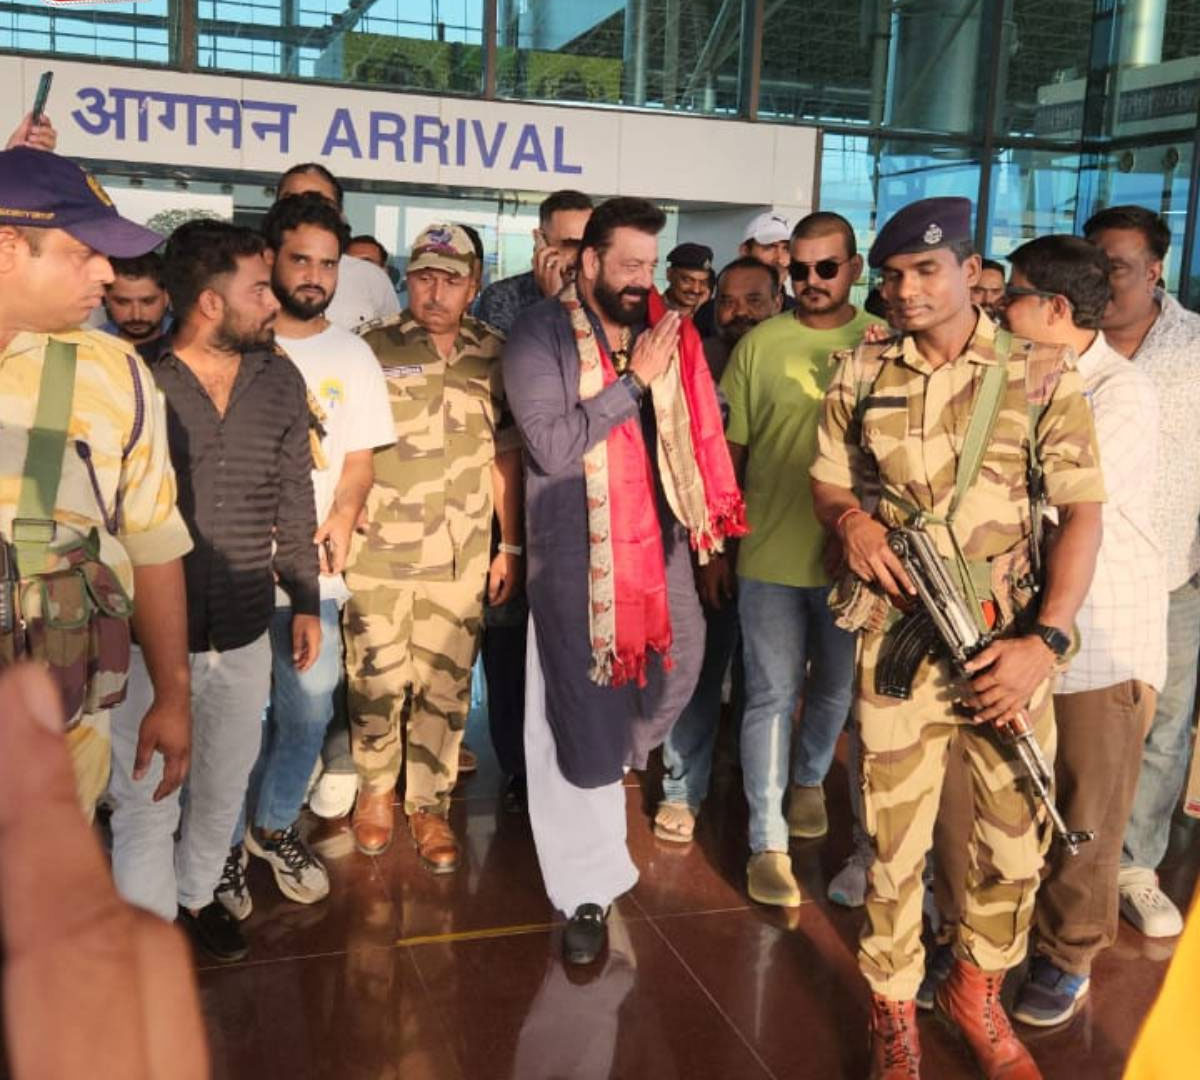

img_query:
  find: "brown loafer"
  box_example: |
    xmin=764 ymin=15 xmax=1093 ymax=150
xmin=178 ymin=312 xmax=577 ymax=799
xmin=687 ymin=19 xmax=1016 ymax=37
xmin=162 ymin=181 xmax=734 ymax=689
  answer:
xmin=458 ymin=745 xmax=478 ymax=774
xmin=409 ymin=809 xmax=460 ymax=873
xmin=352 ymin=788 xmax=394 ymax=855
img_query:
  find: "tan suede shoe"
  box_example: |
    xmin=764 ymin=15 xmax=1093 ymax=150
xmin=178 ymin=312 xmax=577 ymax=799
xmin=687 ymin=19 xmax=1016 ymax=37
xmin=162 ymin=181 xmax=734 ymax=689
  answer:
xmin=747 ymin=851 xmax=803 ymax=907
xmin=786 ymin=783 xmax=829 ymax=838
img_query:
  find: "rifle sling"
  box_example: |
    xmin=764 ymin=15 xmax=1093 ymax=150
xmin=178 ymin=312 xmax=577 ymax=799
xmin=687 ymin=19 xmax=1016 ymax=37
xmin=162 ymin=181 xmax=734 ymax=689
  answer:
xmin=880 ymin=329 xmax=1013 ymax=632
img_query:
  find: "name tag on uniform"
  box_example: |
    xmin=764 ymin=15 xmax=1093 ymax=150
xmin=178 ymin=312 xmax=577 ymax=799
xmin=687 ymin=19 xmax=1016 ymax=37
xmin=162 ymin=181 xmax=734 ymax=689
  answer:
xmin=384 ymin=364 xmax=423 ymax=377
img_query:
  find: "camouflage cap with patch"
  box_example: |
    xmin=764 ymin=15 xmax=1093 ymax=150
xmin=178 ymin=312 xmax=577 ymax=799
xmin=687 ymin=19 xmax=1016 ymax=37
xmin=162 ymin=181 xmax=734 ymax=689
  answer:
xmin=407 ymin=223 xmax=476 ymax=277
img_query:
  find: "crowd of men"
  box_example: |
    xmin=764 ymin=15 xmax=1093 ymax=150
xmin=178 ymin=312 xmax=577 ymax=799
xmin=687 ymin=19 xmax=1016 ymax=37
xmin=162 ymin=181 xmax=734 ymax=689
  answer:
xmin=2 ymin=107 xmax=1199 ymax=1080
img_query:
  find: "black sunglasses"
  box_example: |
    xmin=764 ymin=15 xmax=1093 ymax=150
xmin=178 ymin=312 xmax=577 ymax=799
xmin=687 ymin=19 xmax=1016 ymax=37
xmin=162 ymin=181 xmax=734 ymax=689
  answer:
xmin=790 ymin=257 xmax=851 ymax=281
xmin=1003 ymin=285 xmax=1062 ymax=303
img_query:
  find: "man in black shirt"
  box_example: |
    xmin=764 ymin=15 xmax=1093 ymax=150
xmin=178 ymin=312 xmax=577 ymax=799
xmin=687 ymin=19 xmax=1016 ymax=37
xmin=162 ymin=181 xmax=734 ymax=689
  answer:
xmin=107 ymin=221 xmax=320 ymax=963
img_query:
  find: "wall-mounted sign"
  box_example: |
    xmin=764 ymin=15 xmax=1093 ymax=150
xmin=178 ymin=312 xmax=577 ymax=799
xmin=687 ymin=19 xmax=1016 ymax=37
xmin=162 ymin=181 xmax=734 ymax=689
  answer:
xmin=0 ymin=57 xmax=818 ymax=208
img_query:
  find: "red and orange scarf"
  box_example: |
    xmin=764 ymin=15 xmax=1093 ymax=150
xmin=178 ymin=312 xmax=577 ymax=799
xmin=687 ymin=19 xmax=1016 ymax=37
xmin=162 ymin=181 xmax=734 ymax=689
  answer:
xmin=563 ymin=284 xmax=747 ymax=687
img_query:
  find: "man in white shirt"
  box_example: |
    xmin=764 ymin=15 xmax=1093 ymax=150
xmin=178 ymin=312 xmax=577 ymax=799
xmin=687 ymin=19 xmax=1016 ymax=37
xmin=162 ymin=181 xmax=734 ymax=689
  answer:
xmin=1085 ymin=205 xmax=1200 ymax=939
xmin=214 ymin=192 xmax=395 ymax=919
xmin=1001 ymin=235 xmax=1166 ymax=1028
xmin=274 ymin=163 xmax=401 ymax=332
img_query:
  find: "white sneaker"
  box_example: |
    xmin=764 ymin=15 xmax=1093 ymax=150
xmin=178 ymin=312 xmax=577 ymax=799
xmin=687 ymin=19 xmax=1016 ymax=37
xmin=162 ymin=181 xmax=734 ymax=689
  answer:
xmin=214 ymin=844 xmax=252 ymax=921
xmin=307 ymin=770 xmax=359 ymax=820
xmin=246 ymin=823 xmax=331 ymax=905
xmin=828 ymin=841 xmax=873 ymax=908
xmin=1118 ymin=867 xmax=1183 ymax=938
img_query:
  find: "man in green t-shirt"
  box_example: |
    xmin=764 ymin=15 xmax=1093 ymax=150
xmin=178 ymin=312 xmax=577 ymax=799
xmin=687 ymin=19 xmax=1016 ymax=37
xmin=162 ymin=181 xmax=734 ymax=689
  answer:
xmin=717 ymin=212 xmax=884 ymax=907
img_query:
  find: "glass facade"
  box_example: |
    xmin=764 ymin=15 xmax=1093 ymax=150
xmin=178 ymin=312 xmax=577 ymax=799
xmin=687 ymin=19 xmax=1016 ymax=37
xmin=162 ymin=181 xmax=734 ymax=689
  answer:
xmin=5 ymin=1 xmax=1200 ymax=305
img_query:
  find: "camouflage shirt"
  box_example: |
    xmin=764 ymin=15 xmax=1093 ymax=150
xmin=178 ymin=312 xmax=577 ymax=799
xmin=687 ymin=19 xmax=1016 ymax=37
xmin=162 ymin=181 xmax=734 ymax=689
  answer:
xmin=811 ymin=311 xmax=1106 ymax=565
xmin=1 ymin=328 xmax=193 ymax=595
xmin=350 ymin=310 xmax=521 ymax=582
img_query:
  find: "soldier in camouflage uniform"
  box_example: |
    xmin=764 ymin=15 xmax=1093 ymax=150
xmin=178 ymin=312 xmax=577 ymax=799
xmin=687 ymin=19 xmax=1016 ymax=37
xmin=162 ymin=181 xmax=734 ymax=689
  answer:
xmin=347 ymin=223 xmax=523 ymax=871
xmin=810 ymin=198 xmax=1105 ymax=1080
xmin=0 ymin=149 xmax=193 ymax=819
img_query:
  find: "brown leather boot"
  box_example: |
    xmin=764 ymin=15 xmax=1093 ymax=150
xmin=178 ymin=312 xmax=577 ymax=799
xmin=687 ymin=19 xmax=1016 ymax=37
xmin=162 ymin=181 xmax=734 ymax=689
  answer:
xmin=867 ymin=994 xmax=920 ymax=1079
xmin=936 ymin=959 xmax=1043 ymax=1079
xmin=409 ymin=809 xmax=460 ymax=873
xmin=351 ymin=788 xmax=394 ymax=855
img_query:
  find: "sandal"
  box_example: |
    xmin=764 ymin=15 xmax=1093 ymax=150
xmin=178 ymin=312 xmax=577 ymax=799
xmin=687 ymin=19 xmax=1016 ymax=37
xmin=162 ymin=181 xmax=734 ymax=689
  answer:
xmin=653 ymin=802 xmax=696 ymax=843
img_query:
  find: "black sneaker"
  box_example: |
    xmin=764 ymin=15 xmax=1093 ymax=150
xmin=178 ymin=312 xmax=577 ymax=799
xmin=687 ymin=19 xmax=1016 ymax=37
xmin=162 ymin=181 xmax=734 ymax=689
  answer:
xmin=563 ymin=903 xmax=608 ymax=966
xmin=178 ymin=902 xmax=249 ymax=963
xmin=214 ymin=844 xmax=252 ymax=921
xmin=245 ymin=822 xmax=330 ymax=904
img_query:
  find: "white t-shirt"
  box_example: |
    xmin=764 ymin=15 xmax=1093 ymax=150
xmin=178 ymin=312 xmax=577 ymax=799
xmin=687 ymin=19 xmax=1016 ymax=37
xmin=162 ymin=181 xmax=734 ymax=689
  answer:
xmin=275 ymin=323 xmax=395 ymax=604
xmin=325 ymin=254 xmax=401 ymax=332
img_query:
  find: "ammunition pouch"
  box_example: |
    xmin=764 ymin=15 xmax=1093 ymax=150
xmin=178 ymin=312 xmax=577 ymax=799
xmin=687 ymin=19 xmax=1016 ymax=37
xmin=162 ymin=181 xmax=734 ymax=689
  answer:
xmin=1 ymin=530 xmax=133 ymax=729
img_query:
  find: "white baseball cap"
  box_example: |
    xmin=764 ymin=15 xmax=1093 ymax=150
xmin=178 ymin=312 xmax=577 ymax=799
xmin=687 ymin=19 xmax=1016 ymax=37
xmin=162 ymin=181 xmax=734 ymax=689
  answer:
xmin=742 ymin=211 xmax=791 ymax=246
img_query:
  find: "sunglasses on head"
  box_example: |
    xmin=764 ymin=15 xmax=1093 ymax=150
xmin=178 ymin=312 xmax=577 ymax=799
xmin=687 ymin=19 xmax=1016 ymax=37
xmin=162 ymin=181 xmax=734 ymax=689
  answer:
xmin=790 ymin=257 xmax=850 ymax=281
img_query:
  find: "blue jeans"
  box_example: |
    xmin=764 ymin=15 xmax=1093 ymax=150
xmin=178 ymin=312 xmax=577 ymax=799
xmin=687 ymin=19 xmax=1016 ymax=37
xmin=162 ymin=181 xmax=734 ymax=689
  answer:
xmin=1122 ymin=575 xmax=1200 ymax=871
xmin=738 ymin=578 xmax=856 ymax=853
xmin=661 ymin=597 xmax=740 ymax=810
xmin=236 ymin=600 xmax=343 ymax=838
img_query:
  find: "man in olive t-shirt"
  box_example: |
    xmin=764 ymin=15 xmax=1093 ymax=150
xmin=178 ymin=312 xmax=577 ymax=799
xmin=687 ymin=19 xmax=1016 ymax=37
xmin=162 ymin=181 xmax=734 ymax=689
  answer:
xmin=716 ymin=212 xmax=883 ymax=908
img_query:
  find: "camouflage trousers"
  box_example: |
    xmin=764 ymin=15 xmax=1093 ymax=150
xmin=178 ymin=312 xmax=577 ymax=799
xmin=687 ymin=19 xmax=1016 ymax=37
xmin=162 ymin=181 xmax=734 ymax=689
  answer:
xmin=344 ymin=572 xmax=484 ymax=814
xmin=855 ymin=628 xmax=1055 ymax=1000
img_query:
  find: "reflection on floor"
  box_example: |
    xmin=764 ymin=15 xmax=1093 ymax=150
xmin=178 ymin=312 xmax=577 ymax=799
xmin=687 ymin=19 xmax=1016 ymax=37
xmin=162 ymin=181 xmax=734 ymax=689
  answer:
xmin=197 ymin=710 xmax=1199 ymax=1080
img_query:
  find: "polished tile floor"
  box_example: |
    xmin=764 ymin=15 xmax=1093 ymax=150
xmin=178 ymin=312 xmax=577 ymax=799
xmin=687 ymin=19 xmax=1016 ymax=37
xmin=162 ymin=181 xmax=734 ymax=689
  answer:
xmin=196 ymin=711 xmax=1199 ymax=1080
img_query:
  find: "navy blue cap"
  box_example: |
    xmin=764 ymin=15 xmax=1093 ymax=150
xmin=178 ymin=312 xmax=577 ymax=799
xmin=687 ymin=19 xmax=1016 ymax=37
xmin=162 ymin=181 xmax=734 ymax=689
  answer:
xmin=0 ymin=148 xmax=162 ymax=257
xmin=868 ymin=196 xmax=972 ymax=269
xmin=667 ymin=242 xmax=714 ymax=271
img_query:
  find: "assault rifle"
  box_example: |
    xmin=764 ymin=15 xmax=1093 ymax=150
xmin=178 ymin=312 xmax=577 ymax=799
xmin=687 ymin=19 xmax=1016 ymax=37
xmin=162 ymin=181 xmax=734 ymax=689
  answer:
xmin=876 ymin=525 xmax=1093 ymax=856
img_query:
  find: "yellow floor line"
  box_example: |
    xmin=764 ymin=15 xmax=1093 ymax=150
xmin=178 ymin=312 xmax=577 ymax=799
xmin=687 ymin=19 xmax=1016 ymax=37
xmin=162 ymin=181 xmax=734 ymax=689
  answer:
xmin=396 ymin=922 xmax=558 ymax=948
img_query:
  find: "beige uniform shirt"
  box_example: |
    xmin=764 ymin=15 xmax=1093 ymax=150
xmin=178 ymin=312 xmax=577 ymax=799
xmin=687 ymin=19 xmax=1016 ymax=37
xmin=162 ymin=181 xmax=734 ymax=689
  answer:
xmin=810 ymin=312 xmax=1106 ymax=566
xmin=0 ymin=328 xmax=193 ymax=594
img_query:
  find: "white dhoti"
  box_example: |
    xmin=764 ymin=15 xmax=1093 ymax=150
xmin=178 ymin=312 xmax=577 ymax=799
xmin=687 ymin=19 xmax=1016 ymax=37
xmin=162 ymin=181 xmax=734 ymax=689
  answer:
xmin=524 ymin=618 xmax=639 ymax=917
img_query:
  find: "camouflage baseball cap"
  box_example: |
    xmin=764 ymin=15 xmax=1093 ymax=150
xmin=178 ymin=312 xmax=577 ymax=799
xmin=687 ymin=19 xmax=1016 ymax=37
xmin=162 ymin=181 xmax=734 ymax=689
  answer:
xmin=407 ymin=223 xmax=476 ymax=277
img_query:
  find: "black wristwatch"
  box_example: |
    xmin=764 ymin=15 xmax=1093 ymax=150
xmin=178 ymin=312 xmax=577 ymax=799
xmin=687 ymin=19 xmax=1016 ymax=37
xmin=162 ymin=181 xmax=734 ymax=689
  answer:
xmin=620 ymin=371 xmax=648 ymax=398
xmin=1031 ymin=623 xmax=1071 ymax=658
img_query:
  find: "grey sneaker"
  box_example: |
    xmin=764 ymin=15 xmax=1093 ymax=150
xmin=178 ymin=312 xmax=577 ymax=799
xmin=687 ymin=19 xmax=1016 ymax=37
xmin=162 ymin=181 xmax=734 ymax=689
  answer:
xmin=214 ymin=844 xmax=252 ymax=922
xmin=827 ymin=838 xmax=874 ymax=908
xmin=246 ymin=822 xmax=331 ymax=905
xmin=1118 ymin=867 xmax=1183 ymax=938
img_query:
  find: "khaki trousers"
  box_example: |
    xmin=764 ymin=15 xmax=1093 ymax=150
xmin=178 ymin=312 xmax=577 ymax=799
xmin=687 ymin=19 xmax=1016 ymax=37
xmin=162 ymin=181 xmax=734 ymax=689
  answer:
xmin=935 ymin=679 xmax=1155 ymax=974
xmin=856 ymin=629 xmax=1054 ymax=1000
xmin=344 ymin=574 xmax=484 ymax=814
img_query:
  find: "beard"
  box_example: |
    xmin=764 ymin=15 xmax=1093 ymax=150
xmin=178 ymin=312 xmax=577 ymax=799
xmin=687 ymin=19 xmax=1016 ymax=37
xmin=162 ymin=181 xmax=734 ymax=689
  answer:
xmin=116 ymin=318 xmax=159 ymax=341
xmin=796 ymin=284 xmax=841 ymax=314
xmin=214 ymin=311 xmax=275 ymax=353
xmin=718 ymin=316 xmax=758 ymax=345
xmin=593 ymin=275 xmax=649 ymax=326
xmin=274 ymin=280 xmax=331 ymax=320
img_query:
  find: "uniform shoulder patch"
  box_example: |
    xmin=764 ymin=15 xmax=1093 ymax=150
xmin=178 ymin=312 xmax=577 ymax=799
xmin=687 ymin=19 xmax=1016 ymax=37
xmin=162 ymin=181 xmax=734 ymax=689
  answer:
xmin=356 ymin=313 xmax=404 ymax=338
xmin=73 ymin=326 xmax=138 ymax=362
xmin=463 ymin=313 xmax=506 ymax=348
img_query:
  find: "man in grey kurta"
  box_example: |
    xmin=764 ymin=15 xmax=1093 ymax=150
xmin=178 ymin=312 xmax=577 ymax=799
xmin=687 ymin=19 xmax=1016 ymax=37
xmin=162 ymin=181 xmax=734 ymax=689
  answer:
xmin=501 ymin=197 xmax=704 ymax=965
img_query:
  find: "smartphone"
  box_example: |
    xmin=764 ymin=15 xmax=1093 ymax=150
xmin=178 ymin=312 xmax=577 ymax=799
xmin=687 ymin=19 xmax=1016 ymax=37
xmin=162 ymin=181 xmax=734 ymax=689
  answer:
xmin=31 ymin=71 xmax=53 ymax=123
xmin=321 ymin=537 xmax=335 ymax=571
